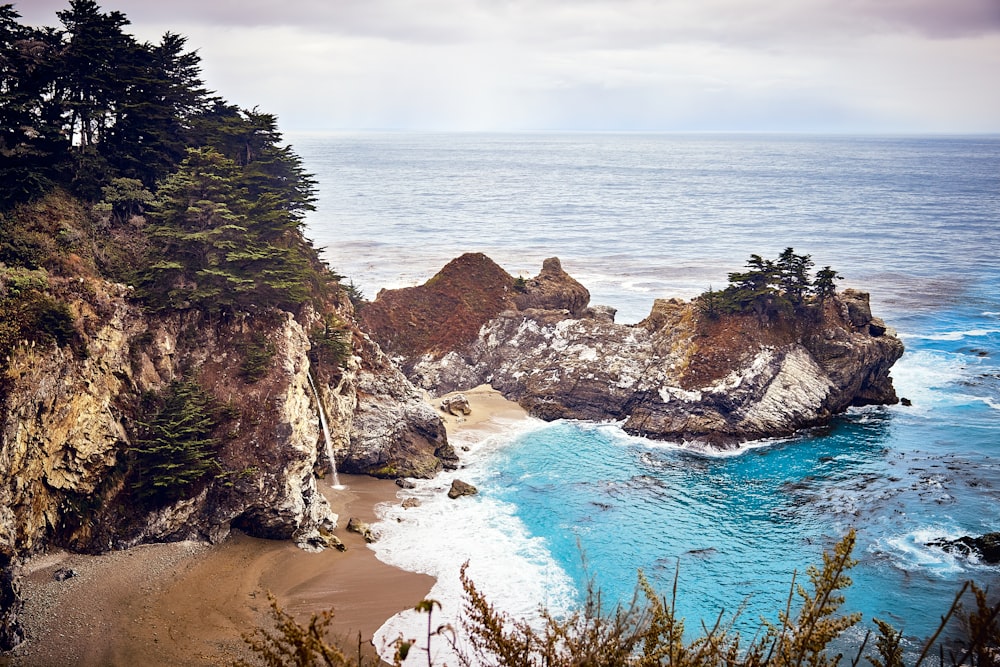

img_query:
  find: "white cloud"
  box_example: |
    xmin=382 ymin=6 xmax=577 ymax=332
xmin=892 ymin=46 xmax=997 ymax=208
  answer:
xmin=12 ymin=0 xmax=1000 ymax=132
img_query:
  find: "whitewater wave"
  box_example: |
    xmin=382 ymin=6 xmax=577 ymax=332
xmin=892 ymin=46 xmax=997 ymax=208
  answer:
xmin=872 ymin=526 xmax=972 ymax=576
xmin=588 ymin=419 xmax=797 ymax=459
xmin=370 ymin=417 xmax=574 ymax=666
xmin=901 ymin=327 xmax=1000 ymax=342
xmin=887 ymin=349 xmax=976 ymax=411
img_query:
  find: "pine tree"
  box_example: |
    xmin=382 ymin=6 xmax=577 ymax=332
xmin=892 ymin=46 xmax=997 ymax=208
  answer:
xmin=139 ymin=146 xmax=317 ymax=314
xmin=813 ymin=266 xmax=841 ymax=301
xmin=776 ymin=247 xmax=813 ymax=306
xmin=0 ymin=5 xmax=69 ymax=208
xmin=130 ymin=379 xmax=219 ymax=505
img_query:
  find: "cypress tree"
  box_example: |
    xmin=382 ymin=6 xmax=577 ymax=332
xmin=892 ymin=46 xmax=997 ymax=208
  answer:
xmin=130 ymin=379 xmax=218 ymax=505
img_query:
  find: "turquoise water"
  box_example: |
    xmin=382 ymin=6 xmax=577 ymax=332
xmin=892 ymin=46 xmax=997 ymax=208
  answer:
xmin=293 ymin=133 xmax=1000 ymax=660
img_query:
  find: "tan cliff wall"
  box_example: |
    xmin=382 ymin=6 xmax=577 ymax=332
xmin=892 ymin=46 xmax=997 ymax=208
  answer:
xmin=0 ymin=285 xmax=448 ymax=560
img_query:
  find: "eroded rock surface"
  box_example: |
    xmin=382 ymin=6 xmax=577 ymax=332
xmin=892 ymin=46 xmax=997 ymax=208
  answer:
xmin=0 ymin=289 xmax=449 ymax=560
xmin=361 ymin=256 xmax=904 ymax=448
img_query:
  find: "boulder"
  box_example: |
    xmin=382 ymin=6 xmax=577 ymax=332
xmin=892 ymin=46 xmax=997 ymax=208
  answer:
xmin=441 ymin=394 xmax=472 ymax=416
xmin=447 ymin=479 xmax=478 ymax=499
xmin=347 ymin=517 xmax=376 ymax=543
xmin=401 ymin=498 xmax=421 ymax=509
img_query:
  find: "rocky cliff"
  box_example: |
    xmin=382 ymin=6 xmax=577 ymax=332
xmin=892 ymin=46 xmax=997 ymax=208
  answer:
xmin=0 ymin=193 xmax=453 ymax=650
xmin=0 ymin=283 xmax=448 ymax=562
xmin=361 ymin=254 xmax=904 ymax=448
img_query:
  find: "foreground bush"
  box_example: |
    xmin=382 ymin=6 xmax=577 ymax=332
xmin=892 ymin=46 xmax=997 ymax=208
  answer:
xmin=239 ymin=531 xmax=999 ymax=666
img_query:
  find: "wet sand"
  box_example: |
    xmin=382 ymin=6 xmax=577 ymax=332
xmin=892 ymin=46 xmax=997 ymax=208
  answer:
xmin=7 ymin=476 xmax=431 ymax=666
xmin=6 ymin=386 xmax=526 ymax=666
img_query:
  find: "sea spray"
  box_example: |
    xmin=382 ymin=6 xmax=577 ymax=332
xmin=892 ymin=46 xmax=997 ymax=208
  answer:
xmin=371 ymin=417 xmax=574 ymax=666
xmin=306 ymin=371 xmax=343 ymax=488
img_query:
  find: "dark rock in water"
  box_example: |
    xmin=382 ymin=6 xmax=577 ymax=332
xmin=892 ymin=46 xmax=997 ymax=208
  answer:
xmin=53 ymin=567 xmax=78 ymax=582
xmin=395 ymin=478 xmax=417 ymax=489
xmin=927 ymin=532 xmax=1000 ymax=564
xmin=435 ymin=443 xmax=460 ymax=470
xmin=402 ymin=497 xmax=421 ymax=509
xmin=448 ymin=479 xmax=478 ymax=499
xmin=900 ymin=397 xmax=912 ymax=406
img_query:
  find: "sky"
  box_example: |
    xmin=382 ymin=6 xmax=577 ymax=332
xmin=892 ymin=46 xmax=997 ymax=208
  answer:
xmin=15 ymin=0 xmax=1000 ymax=133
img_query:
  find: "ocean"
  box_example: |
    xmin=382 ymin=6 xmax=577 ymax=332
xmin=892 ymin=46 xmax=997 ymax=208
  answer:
xmin=293 ymin=132 xmax=1000 ymax=663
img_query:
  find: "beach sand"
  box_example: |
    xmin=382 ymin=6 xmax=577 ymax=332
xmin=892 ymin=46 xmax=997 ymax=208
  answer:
xmin=6 ymin=385 xmax=525 ymax=666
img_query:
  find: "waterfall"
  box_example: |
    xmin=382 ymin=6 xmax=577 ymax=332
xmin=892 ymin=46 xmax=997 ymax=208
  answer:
xmin=307 ymin=371 xmax=343 ymax=489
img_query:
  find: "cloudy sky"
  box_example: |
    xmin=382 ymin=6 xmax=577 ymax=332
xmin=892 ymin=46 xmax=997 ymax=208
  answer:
xmin=16 ymin=0 xmax=1000 ymax=133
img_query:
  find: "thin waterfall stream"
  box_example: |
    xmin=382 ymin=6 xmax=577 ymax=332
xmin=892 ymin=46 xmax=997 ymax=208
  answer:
xmin=307 ymin=371 xmax=344 ymax=489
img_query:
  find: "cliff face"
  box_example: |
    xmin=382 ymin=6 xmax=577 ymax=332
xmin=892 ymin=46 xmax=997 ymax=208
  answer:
xmin=361 ymin=255 xmax=904 ymax=448
xmin=0 ymin=283 xmax=448 ymax=560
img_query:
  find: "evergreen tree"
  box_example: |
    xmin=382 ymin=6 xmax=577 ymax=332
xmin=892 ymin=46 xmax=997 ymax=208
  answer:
xmin=139 ymin=147 xmax=315 ymax=314
xmin=722 ymin=253 xmax=778 ymax=314
xmin=130 ymin=379 xmax=219 ymax=505
xmin=775 ymin=246 xmax=813 ymax=306
xmin=55 ymin=0 xmax=134 ymax=149
xmin=101 ymin=31 xmax=209 ymax=186
xmin=0 ymin=5 xmax=69 ymax=208
xmin=813 ymin=266 xmax=841 ymax=301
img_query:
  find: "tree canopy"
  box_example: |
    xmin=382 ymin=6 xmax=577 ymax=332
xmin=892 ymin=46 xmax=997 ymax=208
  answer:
xmin=699 ymin=248 xmax=841 ymax=318
xmin=0 ymin=0 xmax=332 ymax=316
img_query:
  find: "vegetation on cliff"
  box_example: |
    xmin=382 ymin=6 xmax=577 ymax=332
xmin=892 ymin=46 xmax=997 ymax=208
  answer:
xmin=0 ymin=0 xmax=355 ymax=505
xmin=129 ymin=379 xmax=220 ymax=507
xmin=0 ymin=0 xmax=333 ymax=314
xmin=0 ymin=10 xmax=455 ymax=624
xmin=698 ymin=248 xmax=841 ymax=319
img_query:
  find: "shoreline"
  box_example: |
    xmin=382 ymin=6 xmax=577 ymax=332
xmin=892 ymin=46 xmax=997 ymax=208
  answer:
xmin=5 ymin=385 xmax=527 ymax=666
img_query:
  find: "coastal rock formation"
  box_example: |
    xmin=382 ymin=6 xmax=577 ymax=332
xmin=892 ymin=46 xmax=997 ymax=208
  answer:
xmin=441 ymin=394 xmax=472 ymax=416
xmin=0 ymin=281 xmax=449 ymax=560
xmin=347 ymin=517 xmax=376 ymax=543
xmin=361 ymin=254 xmax=904 ymax=448
xmin=928 ymin=533 xmax=1000 ymax=564
xmin=448 ymin=479 xmax=478 ymax=499
xmin=0 ymin=547 xmax=22 ymax=651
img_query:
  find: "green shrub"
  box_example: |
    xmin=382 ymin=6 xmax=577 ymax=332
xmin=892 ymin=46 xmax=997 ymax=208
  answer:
xmin=310 ymin=313 xmax=352 ymax=370
xmin=240 ymin=531 xmax=1000 ymax=667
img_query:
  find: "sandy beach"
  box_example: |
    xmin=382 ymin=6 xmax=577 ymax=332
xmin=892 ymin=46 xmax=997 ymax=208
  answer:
xmin=5 ymin=385 xmax=525 ymax=667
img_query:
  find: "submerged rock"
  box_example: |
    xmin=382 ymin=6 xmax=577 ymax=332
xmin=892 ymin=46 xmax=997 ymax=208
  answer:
xmin=928 ymin=533 xmax=1000 ymax=564
xmin=361 ymin=255 xmax=904 ymax=448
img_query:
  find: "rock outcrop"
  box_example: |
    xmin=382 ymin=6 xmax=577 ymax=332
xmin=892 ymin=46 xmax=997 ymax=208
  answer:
xmin=0 ymin=283 xmax=450 ymax=561
xmin=928 ymin=533 xmax=1000 ymax=564
xmin=448 ymin=479 xmax=478 ymax=499
xmin=440 ymin=394 xmax=472 ymax=416
xmin=361 ymin=256 xmax=904 ymax=448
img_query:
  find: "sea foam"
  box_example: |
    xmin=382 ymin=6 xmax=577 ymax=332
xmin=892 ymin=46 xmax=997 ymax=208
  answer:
xmin=371 ymin=417 xmax=575 ymax=665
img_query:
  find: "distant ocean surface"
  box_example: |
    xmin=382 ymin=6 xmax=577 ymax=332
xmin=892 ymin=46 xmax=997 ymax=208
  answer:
xmin=293 ymin=133 xmax=1000 ymax=662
